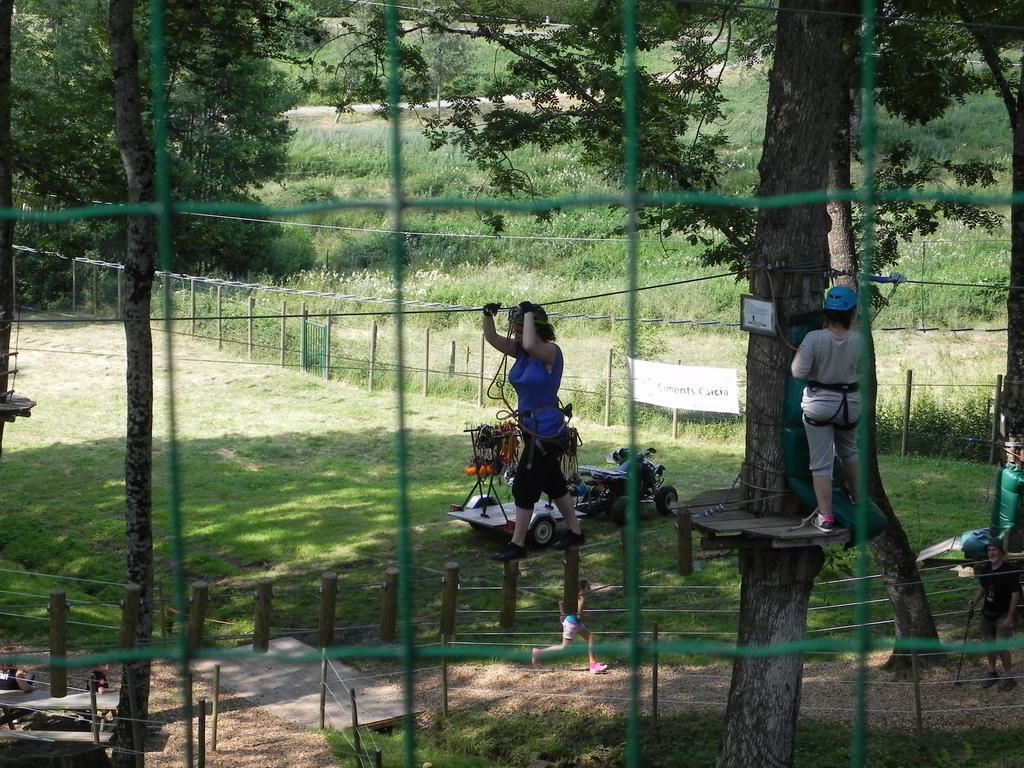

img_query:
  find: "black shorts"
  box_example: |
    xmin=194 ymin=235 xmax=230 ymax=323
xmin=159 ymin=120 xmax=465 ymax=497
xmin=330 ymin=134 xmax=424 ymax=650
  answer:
xmin=512 ymin=434 xmax=569 ymax=507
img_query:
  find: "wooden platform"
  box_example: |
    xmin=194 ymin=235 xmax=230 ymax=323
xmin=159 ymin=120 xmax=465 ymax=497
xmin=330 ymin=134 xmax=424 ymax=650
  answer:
xmin=0 ymin=394 xmax=34 ymax=422
xmin=0 ymin=730 xmax=111 ymax=744
xmin=671 ymin=488 xmax=851 ymax=550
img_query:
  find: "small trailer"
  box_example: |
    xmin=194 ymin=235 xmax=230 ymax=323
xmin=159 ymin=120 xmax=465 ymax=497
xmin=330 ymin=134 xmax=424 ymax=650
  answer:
xmin=447 ymin=494 xmax=582 ymax=547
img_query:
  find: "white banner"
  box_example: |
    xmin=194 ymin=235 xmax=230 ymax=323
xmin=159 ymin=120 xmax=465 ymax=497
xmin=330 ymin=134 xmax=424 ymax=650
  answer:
xmin=627 ymin=358 xmax=740 ymax=414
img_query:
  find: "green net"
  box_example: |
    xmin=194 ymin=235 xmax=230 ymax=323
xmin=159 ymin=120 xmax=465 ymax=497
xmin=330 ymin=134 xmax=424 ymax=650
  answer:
xmin=5 ymin=0 xmax=1024 ymax=766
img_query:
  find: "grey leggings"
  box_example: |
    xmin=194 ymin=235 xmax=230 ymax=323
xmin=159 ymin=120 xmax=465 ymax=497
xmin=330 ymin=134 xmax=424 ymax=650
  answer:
xmin=802 ymin=392 xmax=860 ymax=476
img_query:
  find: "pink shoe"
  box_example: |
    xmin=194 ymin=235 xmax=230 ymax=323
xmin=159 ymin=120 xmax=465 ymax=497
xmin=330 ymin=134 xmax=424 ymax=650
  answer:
xmin=532 ymin=648 xmax=541 ymax=666
xmin=589 ymin=661 xmax=607 ymax=674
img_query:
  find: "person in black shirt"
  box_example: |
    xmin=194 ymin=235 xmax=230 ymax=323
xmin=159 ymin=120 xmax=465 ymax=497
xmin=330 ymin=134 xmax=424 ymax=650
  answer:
xmin=968 ymin=540 xmax=1021 ymax=690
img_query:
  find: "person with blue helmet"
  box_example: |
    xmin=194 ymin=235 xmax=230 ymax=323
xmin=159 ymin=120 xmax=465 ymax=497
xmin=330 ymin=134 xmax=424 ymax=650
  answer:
xmin=790 ymin=285 xmax=863 ymax=532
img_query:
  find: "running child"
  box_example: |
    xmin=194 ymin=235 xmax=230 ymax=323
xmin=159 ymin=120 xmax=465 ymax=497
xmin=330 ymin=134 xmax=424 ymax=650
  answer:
xmin=532 ymin=579 xmax=607 ymax=673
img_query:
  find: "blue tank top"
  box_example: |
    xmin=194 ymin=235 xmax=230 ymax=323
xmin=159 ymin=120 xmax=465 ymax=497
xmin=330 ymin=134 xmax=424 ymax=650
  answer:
xmin=509 ymin=347 xmax=565 ymax=438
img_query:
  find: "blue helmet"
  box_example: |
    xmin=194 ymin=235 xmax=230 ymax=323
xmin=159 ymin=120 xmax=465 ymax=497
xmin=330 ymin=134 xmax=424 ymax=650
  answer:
xmin=824 ymin=286 xmax=858 ymax=312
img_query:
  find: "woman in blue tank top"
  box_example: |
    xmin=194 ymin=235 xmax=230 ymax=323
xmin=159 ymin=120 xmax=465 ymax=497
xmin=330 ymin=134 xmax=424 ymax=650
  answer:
xmin=483 ymin=301 xmax=584 ymax=561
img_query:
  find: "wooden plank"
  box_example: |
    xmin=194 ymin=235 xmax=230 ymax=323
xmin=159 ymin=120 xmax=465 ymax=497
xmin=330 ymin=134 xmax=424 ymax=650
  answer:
xmin=669 ymin=488 xmax=742 ymax=511
xmin=0 ymin=692 xmax=119 ymax=711
xmin=0 ymin=730 xmax=112 ymax=743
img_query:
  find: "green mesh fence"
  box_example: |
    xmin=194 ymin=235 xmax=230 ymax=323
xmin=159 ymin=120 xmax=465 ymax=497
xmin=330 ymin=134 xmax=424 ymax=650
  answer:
xmin=5 ymin=0 xmax=1024 ymax=767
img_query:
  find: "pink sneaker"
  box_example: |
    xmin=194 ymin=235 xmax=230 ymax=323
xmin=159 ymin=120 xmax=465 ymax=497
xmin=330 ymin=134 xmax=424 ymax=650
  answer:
xmin=589 ymin=661 xmax=607 ymax=674
xmin=532 ymin=648 xmax=541 ymax=666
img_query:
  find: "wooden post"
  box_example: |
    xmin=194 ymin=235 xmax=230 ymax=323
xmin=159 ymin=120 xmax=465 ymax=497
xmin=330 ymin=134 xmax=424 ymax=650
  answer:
xmin=326 ymin=312 xmax=333 ymax=380
xmin=90 ymin=678 xmax=100 ymax=744
xmin=652 ymin=622 xmax=659 ymax=724
xmin=280 ymin=300 xmax=287 ymax=366
xmin=254 ymin=580 xmax=272 ymax=653
xmin=448 ymin=340 xmax=456 ymax=375
xmin=217 ymin=285 xmax=223 ymax=350
xmin=71 ymin=260 xmax=77 ymax=310
xmin=184 ymin=671 xmax=194 ymax=768
xmin=319 ymin=657 xmax=327 ymax=730
xmin=188 ymin=581 xmax=209 ymax=653
xmin=441 ymin=636 xmax=449 ymax=718
xmin=198 ymin=698 xmax=207 ymax=768
xmin=500 ymin=561 xmax=518 ymax=629
xmin=247 ymin=296 xmax=255 ymax=361
xmin=117 ymin=268 xmax=124 ymax=319
xmin=319 ymin=572 xmax=338 ymax=649
xmin=917 ymin=651 xmax=925 ymax=737
xmin=380 ymin=567 xmax=398 ymax=642
xmin=374 ymin=748 xmax=383 ymax=768
xmin=126 ymin=665 xmax=143 ymax=768
xmin=301 ymin=304 xmax=309 ymax=373
xmin=423 ymin=327 xmax=430 ymax=396
xmin=672 ymin=359 xmax=681 ymax=439
xmin=991 ymin=373 xmax=1004 ymax=464
xmin=478 ymin=333 xmax=485 ymax=406
xmin=190 ymin=278 xmax=196 ymax=335
xmin=900 ymin=369 xmax=913 ymax=457
xmin=92 ymin=264 xmax=99 ymax=316
xmin=350 ymin=688 xmax=361 ymax=765
xmin=604 ymin=348 xmax=613 ymax=427
xmin=676 ymin=510 xmax=693 ymax=576
xmin=562 ymin=550 xmax=580 ymax=624
xmin=212 ymin=664 xmax=220 ymax=752
xmin=440 ymin=561 xmax=460 ymax=639
xmin=368 ymin=321 xmax=378 ymax=391
xmin=48 ymin=588 xmax=67 ymax=697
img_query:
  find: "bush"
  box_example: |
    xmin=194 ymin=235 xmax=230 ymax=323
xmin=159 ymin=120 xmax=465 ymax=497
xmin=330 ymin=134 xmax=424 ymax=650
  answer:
xmin=876 ymin=389 xmax=991 ymax=462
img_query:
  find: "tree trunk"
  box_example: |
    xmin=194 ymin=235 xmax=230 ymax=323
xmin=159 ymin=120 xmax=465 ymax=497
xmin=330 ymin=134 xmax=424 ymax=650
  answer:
xmin=109 ymin=1 xmax=156 ymax=764
xmin=1006 ymin=94 xmax=1024 ymax=468
xmin=718 ymin=2 xmax=849 ymax=766
xmin=0 ymin=0 xmax=13 ymax=459
xmin=826 ymin=63 xmax=939 ymax=667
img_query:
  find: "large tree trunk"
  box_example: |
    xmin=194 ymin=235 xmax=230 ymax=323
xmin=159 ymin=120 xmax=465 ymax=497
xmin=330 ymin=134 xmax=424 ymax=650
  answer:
xmin=1007 ymin=99 xmax=1024 ymax=470
xmin=826 ymin=66 xmax=939 ymax=667
xmin=109 ymin=1 xmax=156 ymax=764
xmin=718 ymin=2 xmax=849 ymax=765
xmin=0 ymin=0 xmax=12 ymax=459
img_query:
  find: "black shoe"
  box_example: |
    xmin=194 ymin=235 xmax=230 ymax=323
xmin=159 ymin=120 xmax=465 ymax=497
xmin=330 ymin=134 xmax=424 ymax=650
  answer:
xmin=553 ymin=531 xmax=585 ymax=551
xmin=1000 ymin=676 xmax=1017 ymax=691
xmin=492 ymin=544 xmax=527 ymax=562
xmin=982 ymin=670 xmax=1000 ymax=689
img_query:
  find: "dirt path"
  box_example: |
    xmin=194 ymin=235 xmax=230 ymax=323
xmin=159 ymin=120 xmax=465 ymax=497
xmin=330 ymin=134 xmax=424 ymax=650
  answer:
xmin=139 ymin=651 xmax=1006 ymax=765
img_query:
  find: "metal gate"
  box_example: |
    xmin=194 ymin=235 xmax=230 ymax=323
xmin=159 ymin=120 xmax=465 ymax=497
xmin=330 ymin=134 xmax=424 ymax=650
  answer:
xmin=302 ymin=317 xmax=328 ymax=377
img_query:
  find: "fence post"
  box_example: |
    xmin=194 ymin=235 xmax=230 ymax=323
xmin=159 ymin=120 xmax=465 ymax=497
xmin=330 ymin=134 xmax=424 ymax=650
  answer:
xmin=478 ymin=333 xmax=485 ymax=406
xmin=188 ymin=581 xmax=209 ymax=653
xmin=319 ymin=572 xmax=338 ymax=649
xmin=448 ymin=340 xmax=456 ymax=376
xmin=900 ymin=369 xmax=913 ymax=457
xmin=991 ymin=373 xmax=1004 ymax=464
xmin=326 ymin=312 xmax=333 ymax=380
xmin=350 ymin=688 xmax=361 ymax=766
xmin=301 ymin=304 xmax=309 ymax=373
xmin=247 ymin=296 xmax=255 ymax=361
xmin=319 ymin=658 xmax=327 ymax=730
xmin=92 ymin=263 xmax=99 ymax=316
xmin=423 ymin=328 xmax=430 ymax=397
xmin=190 ymin=278 xmax=196 ymax=336
xmin=651 ymin=622 xmax=659 ymax=724
xmin=71 ymin=259 xmax=77 ymax=311
xmin=49 ymin=588 xmax=67 ymax=697
xmin=604 ymin=348 xmax=613 ymax=427
xmin=197 ymin=697 xmax=207 ymax=768
xmin=562 ymin=550 xmax=580 ymax=624
xmin=253 ymin=579 xmax=272 ymax=653
xmin=217 ymin=285 xmax=223 ymax=350
xmin=441 ymin=635 xmax=449 ymax=718
xmin=212 ymin=664 xmax=220 ymax=751
xmin=380 ymin=566 xmax=398 ymax=642
xmin=369 ymin=321 xmax=378 ymax=392
xmin=677 ymin=509 xmax=693 ymax=576
xmin=440 ymin=561 xmax=460 ymax=639
xmin=500 ymin=561 xmax=518 ymax=629
xmin=280 ymin=300 xmax=287 ymax=367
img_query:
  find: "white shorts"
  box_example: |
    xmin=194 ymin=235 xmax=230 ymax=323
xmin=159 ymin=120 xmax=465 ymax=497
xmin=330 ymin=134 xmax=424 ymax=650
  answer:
xmin=562 ymin=616 xmax=586 ymax=640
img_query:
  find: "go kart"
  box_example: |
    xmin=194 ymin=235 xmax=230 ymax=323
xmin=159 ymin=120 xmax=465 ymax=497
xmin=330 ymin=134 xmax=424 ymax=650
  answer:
xmin=570 ymin=447 xmax=677 ymax=526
